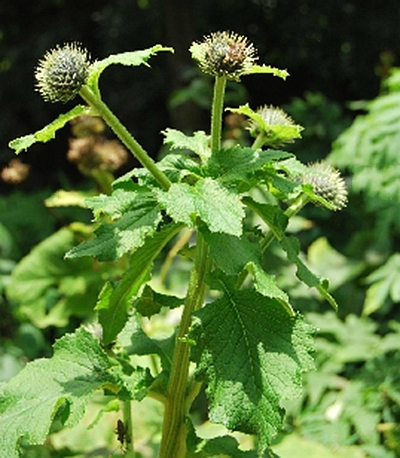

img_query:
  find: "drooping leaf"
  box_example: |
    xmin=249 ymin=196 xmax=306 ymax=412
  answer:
xmin=190 ymin=275 xmax=315 ymax=453
xmin=243 ymin=197 xmax=288 ymax=240
xmin=66 ymin=199 xmax=162 ymax=261
xmin=280 ymin=235 xmax=338 ymax=310
xmin=163 ymin=128 xmax=211 ymax=162
xmin=0 ymin=328 xmax=118 ymax=458
xmin=95 ymin=223 xmax=183 ymax=345
xmin=156 ymin=178 xmax=245 ymax=236
xmin=9 ymin=105 xmax=96 ymax=154
xmin=87 ymin=45 xmax=174 ymax=95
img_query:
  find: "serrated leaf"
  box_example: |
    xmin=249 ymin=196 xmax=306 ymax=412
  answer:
xmin=156 ymin=178 xmax=245 ymax=236
xmin=0 ymin=328 xmax=118 ymax=458
xmin=66 ymin=200 xmax=162 ymax=261
xmin=190 ymin=278 xmax=315 ymax=453
xmin=9 ymin=105 xmax=96 ymax=154
xmin=163 ymin=128 xmax=211 ymax=162
xmin=87 ymin=45 xmax=174 ymax=95
xmin=280 ymin=235 xmax=338 ymax=310
xmin=209 ymin=146 xmax=292 ymax=189
xmin=95 ymin=223 xmax=183 ymax=345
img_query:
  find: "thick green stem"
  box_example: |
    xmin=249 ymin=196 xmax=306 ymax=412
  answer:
xmin=79 ymin=85 xmax=171 ymax=191
xmin=251 ymin=133 xmax=266 ymax=150
xmin=158 ymin=232 xmax=210 ymax=458
xmin=210 ymin=76 xmax=227 ymax=155
xmin=122 ymin=400 xmax=134 ymax=453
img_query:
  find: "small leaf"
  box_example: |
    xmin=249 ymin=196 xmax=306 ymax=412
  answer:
xmin=9 ymin=105 xmax=96 ymax=154
xmin=190 ymin=277 xmax=315 ymax=453
xmin=245 ymin=64 xmax=289 ymax=80
xmin=95 ymin=223 xmax=183 ymax=345
xmin=87 ymin=45 xmax=174 ymax=95
xmin=163 ymin=128 xmax=211 ymax=162
xmin=156 ymin=178 xmax=245 ymax=236
xmin=209 ymin=146 xmax=292 ymax=189
xmin=0 ymin=328 xmax=118 ymax=458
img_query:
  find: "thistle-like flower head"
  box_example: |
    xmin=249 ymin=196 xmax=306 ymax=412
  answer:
xmin=35 ymin=43 xmax=91 ymax=103
xmin=300 ymin=162 xmax=348 ymax=211
xmin=253 ymin=105 xmax=295 ymax=128
xmin=190 ymin=31 xmax=258 ymax=81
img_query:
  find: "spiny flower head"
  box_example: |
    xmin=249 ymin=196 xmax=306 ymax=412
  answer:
xmin=300 ymin=162 xmax=348 ymax=211
xmin=190 ymin=31 xmax=258 ymax=81
xmin=35 ymin=43 xmax=91 ymax=103
xmin=253 ymin=105 xmax=295 ymax=128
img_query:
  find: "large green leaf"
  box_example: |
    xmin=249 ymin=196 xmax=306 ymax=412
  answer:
xmin=95 ymin=223 xmax=183 ymax=345
xmin=9 ymin=105 xmax=96 ymax=154
xmin=190 ymin=276 xmax=315 ymax=453
xmin=156 ymin=178 xmax=245 ymax=236
xmin=0 ymin=328 xmax=118 ymax=458
xmin=6 ymin=227 xmax=103 ymax=328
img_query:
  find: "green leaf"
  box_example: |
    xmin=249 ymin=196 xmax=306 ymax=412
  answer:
xmin=201 ymin=230 xmax=262 ymax=276
xmin=87 ymin=45 xmax=174 ymax=95
xmin=45 ymin=189 xmax=96 ymax=208
xmin=5 ymin=227 xmax=104 ymax=328
xmin=95 ymin=223 xmax=183 ymax=345
xmin=190 ymin=277 xmax=315 ymax=453
xmin=245 ymin=64 xmax=289 ymax=80
xmin=208 ymin=146 xmax=292 ymax=189
xmin=9 ymin=105 xmax=96 ymax=154
xmin=156 ymin=178 xmax=245 ymax=236
xmin=280 ymin=235 xmax=338 ymax=310
xmin=243 ymin=197 xmax=288 ymax=240
xmin=134 ymin=284 xmax=184 ymax=317
xmin=163 ymin=128 xmax=211 ymax=162
xmin=0 ymin=328 xmax=118 ymax=458
xmin=66 ymin=199 xmax=162 ymax=261
xmin=118 ymin=313 xmax=175 ymax=372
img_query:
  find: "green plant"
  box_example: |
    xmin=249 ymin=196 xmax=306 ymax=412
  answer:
xmin=1 ymin=31 xmax=348 ymax=457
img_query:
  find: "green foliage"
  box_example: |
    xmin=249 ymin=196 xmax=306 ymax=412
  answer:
xmin=1 ymin=37 xmax=350 ymax=458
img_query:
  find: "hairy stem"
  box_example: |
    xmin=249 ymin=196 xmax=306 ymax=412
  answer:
xmin=158 ymin=232 xmax=210 ymax=458
xmin=79 ymin=85 xmax=171 ymax=191
xmin=210 ymin=75 xmax=227 ymax=155
xmin=122 ymin=400 xmax=134 ymax=453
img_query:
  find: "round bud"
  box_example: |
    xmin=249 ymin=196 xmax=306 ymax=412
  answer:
xmin=35 ymin=43 xmax=91 ymax=103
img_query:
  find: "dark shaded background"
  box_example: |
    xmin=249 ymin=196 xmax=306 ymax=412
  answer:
xmin=1 ymin=0 xmax=399 ymax=190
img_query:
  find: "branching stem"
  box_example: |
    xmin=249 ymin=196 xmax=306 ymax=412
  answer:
xmin=79 ymin=85 xmax=171 ymax=191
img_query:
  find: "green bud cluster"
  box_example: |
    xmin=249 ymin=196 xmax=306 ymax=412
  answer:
xmin=190 ymin=31 xmax=258 ymax=81
xmin=35 ymin=43 xmax=91 ymax=103
xmin=301 ymin=162 xmax=348 ymax=211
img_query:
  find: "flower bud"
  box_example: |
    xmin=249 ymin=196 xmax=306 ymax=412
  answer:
xmin=190 ymin=31 xmax=258 ymax=81
xmin=301 ymin=162 xmax=348 ymax=211
xmin=35 ymin=43 xmax=91 ymax=103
